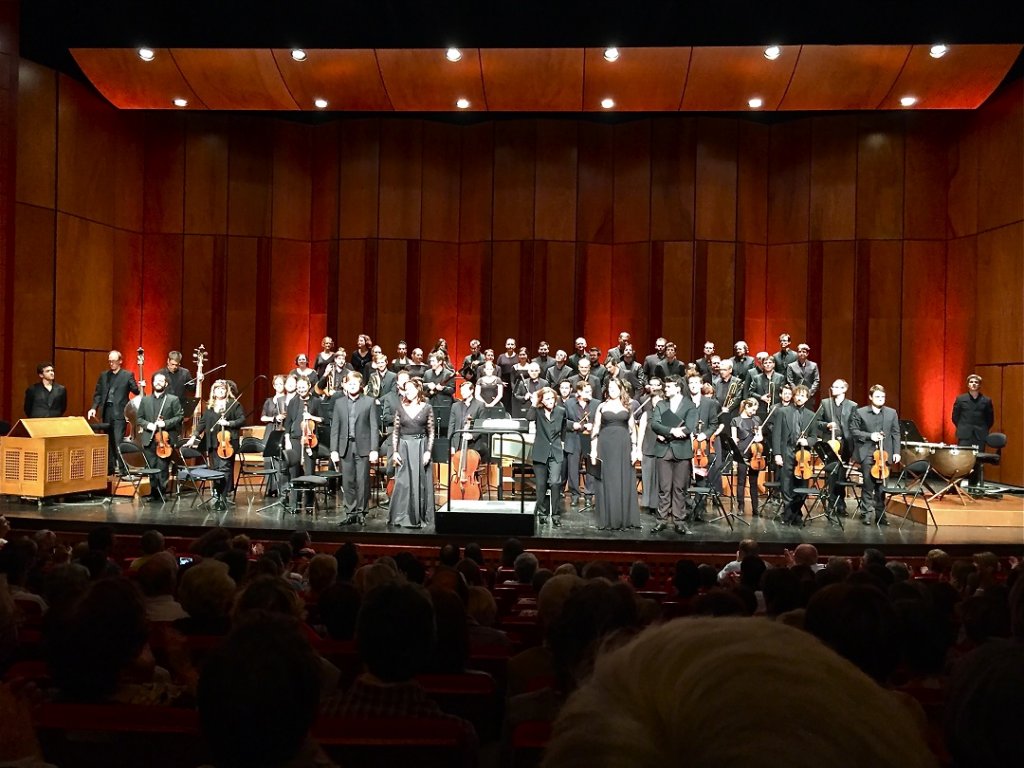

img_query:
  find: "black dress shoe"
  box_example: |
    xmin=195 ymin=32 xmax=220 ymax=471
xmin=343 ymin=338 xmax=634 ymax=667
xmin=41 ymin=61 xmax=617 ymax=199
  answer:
xmin=338 ymin=515 xmax=362 ymax=526
xmin=876 ymin=517 xmax=889 ymax=526
xmin=652 ymin=522 xmax=668 ymax=533
xmin=538 ymin=516 xmax=549 ymax=526
xmin=551 ymin=517 xmax=561 ymax=527
xmin=673 ymin=523 xmax=689 ymax=535
xmin=862 ymin=517 xmax=872 ymax=525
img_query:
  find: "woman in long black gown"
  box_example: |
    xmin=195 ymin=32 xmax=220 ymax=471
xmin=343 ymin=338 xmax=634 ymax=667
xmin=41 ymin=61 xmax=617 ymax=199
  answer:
xmin=389 ymin=379 xmax=435 ymax=529
xmin=589 ymin=378 xmax=642 ymax=531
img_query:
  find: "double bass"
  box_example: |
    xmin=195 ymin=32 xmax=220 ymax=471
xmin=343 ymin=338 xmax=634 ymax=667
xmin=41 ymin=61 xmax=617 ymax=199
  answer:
xmin=185 ymin=344 xmax=207 ymax=440
xmin=123 ymin=347 xmax=146 ymax=443
xmin=449 ymin=417 xmax=481 ymax=500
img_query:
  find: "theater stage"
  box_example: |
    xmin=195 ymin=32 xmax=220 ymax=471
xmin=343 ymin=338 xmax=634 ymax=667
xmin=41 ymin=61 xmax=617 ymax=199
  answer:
xmin=2 ymin=484 xmax=1022 ymax=558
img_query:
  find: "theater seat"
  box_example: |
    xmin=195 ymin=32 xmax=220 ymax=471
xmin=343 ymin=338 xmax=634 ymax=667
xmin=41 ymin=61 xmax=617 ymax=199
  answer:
xmin=313 ymin=716 xmax=475 ymax=768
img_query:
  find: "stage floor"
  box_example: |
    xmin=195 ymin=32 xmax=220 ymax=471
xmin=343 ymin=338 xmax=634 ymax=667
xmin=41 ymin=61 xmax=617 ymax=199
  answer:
xmin=3 ymin=487 xmax=1022 ymax=552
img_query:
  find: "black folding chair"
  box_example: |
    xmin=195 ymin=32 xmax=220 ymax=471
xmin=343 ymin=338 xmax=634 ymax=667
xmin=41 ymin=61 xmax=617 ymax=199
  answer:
xmin=176 ymin=446 xmax=227 ymax=509
xmin=884 ymin=460 xmax=938 ymax=529
xmin=235 ymin=436 xmax=279 ymax=500
xmin=112 ymin=441 xmax=165 ymax=502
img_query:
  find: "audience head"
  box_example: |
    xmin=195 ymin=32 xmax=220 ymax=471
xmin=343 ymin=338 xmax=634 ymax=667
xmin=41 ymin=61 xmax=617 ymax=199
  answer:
xmin=234 ymin=575 xmax=303 ymax=621
xmin=334 ymin=542 xmax=360 ymax=582
xmin=538 ymin=574 xmax=585 ymax=629
xmin=139 ymin=529 xmax=165 ymax=556
xmin=464 ymin=542 xmax=484 ymax=567
xmin=86 ymin=526 xmax=115 ymax=555
xmin=357 ymin=582 xmax=435 ymax=682
xmin=178 ymin=560 xmax=236 ymax=625
xmin=739 ymin=555 xmax=767 ymax=591
xmin=439 ymin=542 xmax=461 ymax=567
xmin=317 ymin=582 xmax=362 ymax=641
xmin=136 ymin=551 xmax=178 ymax=598
xmin=466 ymin=586 xmax=498 ymax=628
xmin=306 ymin=554 xmax=338 ymax=593
xmin=501 ymin=538 xmax=525 ymax=569
xmin=393 ymin=551 xmax=427 ymax=585
xmin=514 ymin=552 xmax=539 ymax=584
xmin=582 ymin=561 xmax=619 ymax=582
xmin=628 ymin=561 xmax=651 ymax=589
xmin=532 ymin=568 xmax=555 ymax=594
xmin=672 ymin=560 xmax=700 ymax=598
xmin=792 ymin=543 xmax=818 ymax=568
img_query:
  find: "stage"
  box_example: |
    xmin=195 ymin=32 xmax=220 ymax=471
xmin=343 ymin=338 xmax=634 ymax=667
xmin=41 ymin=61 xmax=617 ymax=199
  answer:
xmin=3 ymin=483 xmax=1022 ymax=557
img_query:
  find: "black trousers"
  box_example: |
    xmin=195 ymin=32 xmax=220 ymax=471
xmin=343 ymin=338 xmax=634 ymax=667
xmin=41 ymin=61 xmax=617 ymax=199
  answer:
xmin=656 ymin=455 xmax=691 ymax=522
xmin=340 ymin=440 xmax=372 ymax=518
xmin=534 ymin=454 xmax=564 ymax=518
xmin=778 ymin=460 xmax=808 ymax=522
xmin=142 ymin=441 xmax=172 ymax=499
xmin=735 ymin=463 xmax=759 ymax=514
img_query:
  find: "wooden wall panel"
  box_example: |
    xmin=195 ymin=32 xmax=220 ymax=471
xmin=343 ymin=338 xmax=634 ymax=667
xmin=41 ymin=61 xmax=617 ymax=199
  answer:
xmin=612 ymin=121 xmax=651 ymax=243
xmin=610 ymin=243 xmax=651 ymax=349
xmin=946 ymin=114 xmax=978 ymax=239
xmin=111 ymin=230 xmax=143 ymax=359
xmin=139 ymin=233 xmax=184 ymax=367
xmin=336 ymin=240 xmax=372 ymax=348
xmin=858 ymin=240 xmax=903 ymax=401
xmin=142 ymin=112 xmax=185 ymax=234
xmin=942 ymin=236 xmax=977 ymax=443
xmin=307 ymin=240 xmax=328 ymax=351
xmin=15 ymin=60 xmax=56 ymax=209
xmin=809 ymin=116 xmax=857 ymax=241
xmin=694 ymin=118 xmax=737 ymax=242
xmin=534 ymin=121 xmax=578 ymax=242
xmin=489 ymin=241 xmax=523 ymax=345
xmin=420 ymin=122 xmax=461 ymax=243
xmin=819 ymin=241 xmax=856 ymax=390
xmin=375 ymin=239 xmax=408 ymax=348
xmin=459 ymin=124 xmax=493 ymax=243
xmin=338 ymin=120 xmax=379 ymax=239
xmin=268 ymin=239 xmax=311 ymax=364
xmin=542 ymin=241 xmax=577 ymax=347
xmin=900 ymin=240 xmax=947 ymax=440
xmin=224 ymin=237 xmax=258 ymax=409
xmin=228 ymin=116 xmax=273 ymax=237
xmin=576 ymin=123 xmax=613 ymax=244
xmin=659 ymin=242 xmax=694 ymax=354
xmin=765 ymin=243 xmax=808 ymax=347
xmin=419 ymin=242 xmax=459 ymax=357
xmin=976 ymin=223 xmax=1024 ymax=365
xmin=10 ymin=204 xmax=55 ymax=416
xmin=856 ymin=117 xmax=905 ymax=239
xmin=578 ymin=243 xmax=613 ymax=349
xmin=492 ymin=121 xmax=535 ymax=241
xmin=996 ymin=364 xmax=1023 ymax=485
xmin=455 ymin=243 xmax=487 ymax=358
xmin=54 ymin=214 xmax=113 ymax=350
xmin=736 ymin=122 xmax=768 ymax=246
xmin=272 ymin=121 xmax=312 ymax=241
xmin=650 ymin=118 xmax=696 ymax=242
xmin=183 ymin=115 xmax=229 ymax=234
xmin=704 ymin=241 xmax=736 ymax=347
xmin=903 ymin=116 xmax=950 ymax=240
xmin=182 ymin=235 xmax=215 ymax=359
xmin=310 ymin=124 xmax=339 ymax=241
xmin=768 ymin=120 xmax=811 ymax=244
xmin=976 ymin=81 xmax=1024 ymax=234
xmin=378 ymin=120 xmax=422 ymax=240
xmin=738 ymin=242 xmax=767 ymax=352
xmin=53 ymin=348 xmax=85 ymax=419
xmin=111 ymin=112 xmax=145 ymax=232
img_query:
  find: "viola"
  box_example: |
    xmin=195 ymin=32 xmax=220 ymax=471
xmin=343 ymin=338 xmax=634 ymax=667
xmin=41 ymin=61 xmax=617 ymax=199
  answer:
xmin=216 ymin=427 xmax=234 ymax=459
xmin=794 ymin=446 xmax=816 ymax=480
xmin=749 ymin=438 xmax=766 ymax=471
xmin=692 ymin=419 xmax=709 ymax=469
xmin=155 ymin=429 xmax=173 ymax=459
xmin=871 ymin=435 xmax=890 ymax=480
xmin=450 ymin=417 xmax=481 ymax=501
xmin=301 ymin=405 xmax=318 ymax=456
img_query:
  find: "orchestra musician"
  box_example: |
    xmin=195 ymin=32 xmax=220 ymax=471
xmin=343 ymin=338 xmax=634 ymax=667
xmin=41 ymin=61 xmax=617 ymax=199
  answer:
xmin=618 ymin=345 xmax=647 ymax=395
xmin=545 ymin=350 xmax=573 ymax=389
xmin=313 ymin=336 xmax=335 ymax=378
xmin=586 ymin=347 xmax=608 ymax=387
xmin=496 ymin=338 xmax=519 ymax=383
xmin=642 ymin=337 xmax=667 ymax=382
xmin=695 ymin=341 xmax=716 ymax=382
xmin=772 ymin=332 xmax=798 ymax=373
xmin=24 ymin=362 xmax=67 ymax=418
xmin=315 ymin=349 xmax=354 ymax=397
xmin=135 ymin=372 xmax=184 ymax=503
xmin=474 ymin=361 xmax=507 ymax=419
xmin=390 ymin=341 xmax=412 ymax=373
xmin=730 ymin=341 xmax=756 ymax=382
xmin=654 ymin=342 xmax=685 ymax=381
xmin=87 ymin=350 xmax=141 ymax=474
xmin=567 ymin=337 xmax=589 ymax=372
xmin=952 ymin=373 xmax=995 ymax=487
xmin=731 ymin=398 xmax=764 ymax=518
xmin=649 ymin=375 xmax=697 ymax=534
xmin=568 ymin=358 xmax=603 ymax=402
xmin=635 ymin=378 xmax=665 ymax=516
xmin=380 ymin=370 xmax=411 ymax=458
xmin=745 ymin=356 xmax=784 ymax=420
xmin=817 ymin=378 xmax=858 ymax=514
xmin=351 ymin=334 xmax=373 ymax=375
xmin=330 ymin=372 xmax=380 ymax=527
xmin=365 ymin=353 xmax=397 ymax=405
xmin=449 ymin=380 xmax=486 ymax=461
xmin=508 ymin=348 xmax=532 ymax=418
xmin=153 ymin=351 xmax=193 ymax=401
xmin=187 ymin=379 xmax=245 ymax=507
xmin=850 ymin=385 xmax=901 ymax=526
xmin=289 ymin=354 xmax=318 ymax=387
xmin=459 ymin=339 xmax=485 ymax=383
xmin=423 ymin=352 xmax=456 ymax=431
xmin=527 ymin=387 xmax=568 ymax=528
xmin=259 ymin=374 xmax=288 ymax=496
xmin=564 ymin=380 xmax=599 ymax=506
xmin=784 ymin=344 xmax=820 ymax=401
xmin=772 ymin=384 xmax=817 ymax=526
xmin=512 ymin=361 xmax=544 ymax=419
xmin=604 ymin=331 xmax=631 ymax=365
xmin=532 ymin=341 xmax=554 ymax=377
xmin=282 ymin=377 xmax=322 ymax=512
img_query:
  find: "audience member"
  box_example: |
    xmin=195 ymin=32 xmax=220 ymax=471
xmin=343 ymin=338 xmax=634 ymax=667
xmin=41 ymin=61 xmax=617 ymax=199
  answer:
xmin=333 ymin=541 xmax=360 ymax=582
xmin=175 ymin=560 xmax=235 ymax=636
xmin=718 ymin=539 xmax=759 ymax=583
xmin=439 ymin=542 xmax=461 ymax=567
xmin=501 ymin=538 xmax=525 ymax=570
xmin=129 ymin=529 xmax=166 ymax=572
xmin=628 ymin=561 xmax=651 ymax=590
xmin=136 ymin=552 xmax=188 ymax=622
xmin=512 ymin=552 xmax=539 ymax=584
xmin=317 ymin=582 xmax=361 ymax=641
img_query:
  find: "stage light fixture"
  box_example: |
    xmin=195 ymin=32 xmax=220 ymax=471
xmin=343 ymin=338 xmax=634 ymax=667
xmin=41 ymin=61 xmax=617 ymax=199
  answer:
xmin=456 ymin=97 xmax=471 ymax=109
xmin=314 ymin=98 xmax=328 ymax=109
xmin=900 ymin=96 xmax=917 ymax=107
xmin=446 ymin=47 xmax=463 ymax=62
xmin=138 ymin=48 xmax=155 ymax=62
xmin=929 ymin=44 xmax=949 ymax=59
xmin=603 ymin=47 xmax=620 ymax=62
xmin=764 ymin=45 xmax=782 ymax=60
xmin=291 ymin=49 xmax=307 ymax=62
xmin=601 ymin=97 xmax=615 ymax=109
xmin=748 ymin=97 xmax=763 ymax=109
xmin=173 ymin=98 xmax=188 ymax=108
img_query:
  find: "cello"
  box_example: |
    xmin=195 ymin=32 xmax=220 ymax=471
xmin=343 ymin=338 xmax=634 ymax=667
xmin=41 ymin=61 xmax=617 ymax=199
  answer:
xmin=449 ymin=417 xmax=481 ymax=500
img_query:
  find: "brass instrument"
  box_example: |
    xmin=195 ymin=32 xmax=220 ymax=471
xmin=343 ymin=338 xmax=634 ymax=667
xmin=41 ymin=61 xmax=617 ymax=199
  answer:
xmin=723 ymin=379 xmax=743 ymax=411
xmin=365 ymin=373 xmax=382 ymax=400
xmin=314 ymin=366 xmax=337 ymax=398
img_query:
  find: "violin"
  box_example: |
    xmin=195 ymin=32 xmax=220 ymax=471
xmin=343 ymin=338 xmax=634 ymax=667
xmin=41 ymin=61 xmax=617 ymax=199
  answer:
xmin=793 ymin=418 xmax=815 ymax=480
xmin=216 ymin=426 xmax=234 ymax=459
xmin=749 ymin=426 xmax=767 ymax=471
xmin=871 ymin=434 xmax=890 ymax=480
xmin=450 ymin=417 xmax=481 ymax=500
xmin=301 ymin=403 xmax=318 ymax=457
xmin=153 ymin=395 xmax=173 ymax=459
xmin=692 ymin=419 xmax=709 ymax=469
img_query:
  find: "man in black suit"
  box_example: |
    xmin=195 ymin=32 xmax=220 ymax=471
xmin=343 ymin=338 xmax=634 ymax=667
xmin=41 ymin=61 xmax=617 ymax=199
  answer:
xmin=850 ymin=385 xmax=901 ymax=526
xmin=24 ymin=362 xmax=67 ymax=418
xmin=532 ymin=341 xmax=554 ymax=377
xmin=152 ymin=350 xmax=193 ymax=401
xmin=448 ymin=380 xmax=486 ymax=459
xmin=604 ymin=331 xmax=631 ymax=365
xmin=744 ymin=356 xmax=784 ymax=422
xmin=459 ymin=339 xmax=485 ymax=383
xmin=694 ymin=341 xmax=716 ymax=382
xmin=654 ymin=341 xmax=686 ymax=381
xmin=567 ymin=337 xmax=589 ymax=372
xmin=642 ymin=337 xmax=667 ymax=382
xmin=952 ymin=374 xmax=995 ymax=486
xmin=618 ymin=345 xmax=647 ymax=395
xmin=365 ymin=353 xmax=397 ymax=405
xmin=88 ymin=349 xmax=141 ymax=474
xmin=563 ymin=380 xmax=599 ymax=506
xmin=135 ymin=372 xmax=184 ymax=502
xmin=817 ymin=378 xmax=859 ymax=513
xmin=785 ymin=344 xmax=820 ymax=402
xmin=545 ymin=349 xmax=573 ymax=389
xmin=568 ymin=358 xmax=603 ymax=401
xmin=527 ymin=387 xmax=567 ymax=527
xmin=772 ymin=332 xmax=798 ymax=372
xmin=330 ymin=372 xmax=380 ymax=526
xmin=649 ymin=376 xmax=697 ymax=534
xmin=772 ymin=384 xmax=819 ymax=525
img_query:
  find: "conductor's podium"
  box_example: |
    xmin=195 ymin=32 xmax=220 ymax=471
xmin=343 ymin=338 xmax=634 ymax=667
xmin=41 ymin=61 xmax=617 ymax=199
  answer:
xmin=1 ymin=417 xmax=108 ymax=499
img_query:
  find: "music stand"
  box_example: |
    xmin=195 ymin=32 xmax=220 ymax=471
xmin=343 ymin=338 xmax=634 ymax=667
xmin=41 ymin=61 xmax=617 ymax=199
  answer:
xmin=705 ymin=434 xmax=749 ymax=528
xmin=253 ymin=429 xmax=290 ymax=514
xmin=806 ymin=440 xmax=845 ymax=528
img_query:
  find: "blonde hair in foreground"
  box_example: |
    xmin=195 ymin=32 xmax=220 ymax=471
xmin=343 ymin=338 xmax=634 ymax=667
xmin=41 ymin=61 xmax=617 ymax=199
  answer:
xmin=542 ymin=617 xmax=935 ymax=768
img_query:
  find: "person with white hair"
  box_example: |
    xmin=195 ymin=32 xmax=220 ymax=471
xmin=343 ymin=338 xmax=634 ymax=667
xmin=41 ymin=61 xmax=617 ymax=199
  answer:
xmin=542 ymin=617 xmax=936 ymax=768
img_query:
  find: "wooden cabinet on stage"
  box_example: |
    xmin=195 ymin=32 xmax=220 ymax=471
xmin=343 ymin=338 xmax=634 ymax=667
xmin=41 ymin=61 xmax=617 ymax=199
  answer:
xmin=0 ymin=418 xmax=108 ymax=499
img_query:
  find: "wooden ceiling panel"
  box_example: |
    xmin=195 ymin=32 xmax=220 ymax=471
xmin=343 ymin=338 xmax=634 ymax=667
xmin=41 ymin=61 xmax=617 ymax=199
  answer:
xmin=583 ymin=47 xmax=691 ymax=111
xmin=480 ymin=49 xmax=584 ymax=111
xmin=170 ymin=49 xmax=298 ymax=110
xmin=376 ymin=49 xmax=486 ymax=111
xmin=681 ymin=46 xmax=796 ymax=111
xmin=71 ymin=48 xmax=203 ymax=109
xmin=878 ymin=44 xmax=1023 ymax=110
xmin=272 ymin=49 xmax=392 ymax=111
xmin=781 ymin=45 xmax=911 ymax=111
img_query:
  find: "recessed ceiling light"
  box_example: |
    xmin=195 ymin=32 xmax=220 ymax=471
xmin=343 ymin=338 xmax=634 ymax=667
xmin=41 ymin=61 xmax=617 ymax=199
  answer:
xmin=929 ymin=44 xmax=949 ymax=59
xmin=291 ymin=49 xmax=307 ymax=62
xmin=748 ymin=97 xmax=763 ymax=109
xmin=172 ymin=98 xmax=188 ymax=108
xmin=456 ymin=97 xmax=470 ymax=109
xmin=900 ymin=96 xmax=917 ymax=107
xmin=314 ymin=98 xmax=328 ymax=109
xmin=603 ymin=47 xmax=620 ymax=62
xmin=601 ymin=98 xmax=615 ymax=109
xmin=764 ymin=45 xmax=782 ymax=60
xmin=138 ymin=47 xmax=155 ymax=62
xmin=446 ymin=47 xmax=462 ymax=62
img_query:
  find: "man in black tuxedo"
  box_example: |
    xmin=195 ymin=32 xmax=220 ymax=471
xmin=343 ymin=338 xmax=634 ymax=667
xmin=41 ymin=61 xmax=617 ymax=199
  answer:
xmin=952 ymin=373 xmax=995 ymax=486
xmin=88 ymin=350 xmax=141 ymax=473
xmin=642 ymin=337 xmax=667 ymax=382
xmin=545 ymin=349 xmax=573 ymax=389
xmin=744 ymin=356 xmax=784 ymax=422
xmin=135 ymin=372 xmax=184 ymax=502
xmin=604 ymin=331 xmax=631 ymax=365
xmin=568 ymin=358 xmax=603 ymax=401
xmin=785 ymin=343 xmax=820 ymax=402
xmin=655 ymin=342 xmax=686 ymax=381
xmin=24 ymin=362 xmax=67 ymax=418
xmin=365 ymin=353 xmax=397 ymax=405
xmin=330 ymin=372 xmax=380 ymax=526
xmin=152 ymin=350 xmax=193 ymax=401
xmin=772 ymin=332 xmax=798 ymax=372
xmin=850 ymin=385 xmax=901 ymax=526
xmin=563 ymin=380 xmax=599 ymax=506
xmin=650 ymin=376 xmax=697 ymax=533
xmin=527 ymin=387 xmax=567 ymax=527
xmin=772 ymin=384 xmax=818 ymax=525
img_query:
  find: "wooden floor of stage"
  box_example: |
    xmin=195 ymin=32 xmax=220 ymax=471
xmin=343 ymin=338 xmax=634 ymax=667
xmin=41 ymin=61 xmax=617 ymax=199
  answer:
xmin=3 ymin=484 xmax=1022 ymax=554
